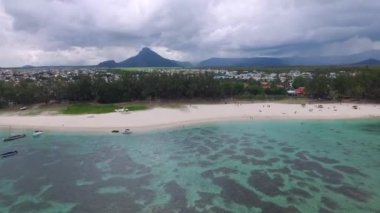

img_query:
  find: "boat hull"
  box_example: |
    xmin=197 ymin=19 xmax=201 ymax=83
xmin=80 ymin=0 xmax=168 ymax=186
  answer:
xmin=1 ymin=151 xmax=18 ymax=158
xmin=3 ymin=134 xmax=26 ymax=142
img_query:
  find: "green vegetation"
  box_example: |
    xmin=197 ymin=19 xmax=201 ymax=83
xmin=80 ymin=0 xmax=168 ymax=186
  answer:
xmin=0 ymin=67 xmax=379 ymax=110
xmin=61 ymin=103 xmax=148 ymax=115
xmin=62 ymin=104 xmax=118 ymax=114
xmin=125 ymin=104 xmax=148 ymax=111
xmin=302 ymin=69 xmax=380 ymax=100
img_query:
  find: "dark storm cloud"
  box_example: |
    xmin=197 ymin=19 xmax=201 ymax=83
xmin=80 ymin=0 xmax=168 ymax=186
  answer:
xmin=0 ymin=0 xmax=380 ymax=66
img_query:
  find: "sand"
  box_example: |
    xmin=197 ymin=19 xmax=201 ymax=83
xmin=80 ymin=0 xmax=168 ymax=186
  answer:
xmin=0 ymin=103 xmax=379 ymax=133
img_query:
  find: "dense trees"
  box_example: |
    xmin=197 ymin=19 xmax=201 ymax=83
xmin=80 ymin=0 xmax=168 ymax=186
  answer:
xmin=0 ymin=68 xmax=379 ymax=107
xmin=306 ymin=74 xmax=332 ymax=99
xmin=0 ymin=72 xmax=287 ymax=106
xmin=305 ymin=69 xmax=380 ymax=100
xmin=292 ymin=76 xmax=308 ymax=89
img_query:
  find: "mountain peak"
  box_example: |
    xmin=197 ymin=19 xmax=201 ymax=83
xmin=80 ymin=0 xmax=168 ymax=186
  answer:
xmin=137 ymin=47 xmax=159 ymax=57
xmin=113 ymin=47 xmax=178 ymax=67
xmin=141 ymin=47 xmax=152 ymax=52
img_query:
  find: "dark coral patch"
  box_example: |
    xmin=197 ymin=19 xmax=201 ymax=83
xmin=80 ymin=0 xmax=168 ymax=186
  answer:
xmin=288 ymin=174 xmax=306 ymax=182
xmin=241 ymin=148 xmax=265 ymax=157
xmin=326 ymin=185 xmax=372 ymax=202
xmin=251 ymin=157 xmax=279 ymax=166
xmin=333 ymin=165 xmax=367 ymax=177
xmin=208 ymin=153 xmax=223 ymax=161
xmin=201 ymin=170 xmax=214 ymax=178
xmin=321 ymin=196 xmax=339 ymax=210
xmin=287 ymin=196 xmax=297 ymax=204
xmin=248 ymin=171 xmax=284 ymax=196
xmin=308 ymin=154 xmax=339 ymax=164
xmin=319 ymin=207 xmax=334 ymax=213
xmin=295 ymin=151 xmax=309 ymax=160
xmin=308 ymin=185 xmax=320 ymax=192
xmin=279 ymin=154 xmax=290 ymax=159
xmin=361 ymin=123 xmax=380 ymax=134
xmin=289 ymin=159 xmax=344 ymax=184
xmin=243 ymin=133 xmax=256 ymax=137
xmin=213 ymin=176 xmax=262 ymax=208
xmin=286 ymin=188 xmax=312 ymax=198
xmin=198 ymin=160 xmax=212 ymax=167
xmin=260 ymin=202 xmax=300 ymax=213
xmin=10 ymin=201 xmax=52 ymax=212
xmin=240 ymin=136 xmax=251 ymax=141
xmin=230 ymin=155 xmax=251 ymax=164
xmin=229 ymin=145 xmax=237 ymax=150
xmin=204 ymin=141 xmax=220 ymax=150
xmin=240 ymin=142 xmax=252 ymax=147
xmin=169 ymin=155 xmax=182 ymax=160
xmin=209 ymin=206 xmax=233 ymax=213
xmin=154 ymin=180 xmax=198 ymax=212
xmin=296 ymin=181 xmax=308 ymax=188
xmin=201 ymin=167 xmax=239 ymax=179
xmin=195 ymin=192 xmax=217 ymax=209
xmin=177 ymin=162 xmax=194 ymax=167
xmin=268 ymin=167 xmax=291 ymax=174
xmin=218 ymin=148 xmax=235 ymax=156
xmin=196 ymin=146 xmax=210 ymax=155
xmin=281 ymin=147 xmax=297 ymax=153
xmin=212 ymin=175 xmax=300 ymax=213
xmin=224 ymin=138 xmax=240 ymax=144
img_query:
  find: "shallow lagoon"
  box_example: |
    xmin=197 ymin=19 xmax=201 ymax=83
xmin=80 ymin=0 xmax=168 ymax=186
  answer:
xmin=0 ymin=119 xmax=380 ymax=212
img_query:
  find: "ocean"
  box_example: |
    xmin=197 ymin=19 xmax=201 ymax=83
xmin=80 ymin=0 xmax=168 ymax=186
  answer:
xmin=0 ymin=119 xmax=379 ymax=213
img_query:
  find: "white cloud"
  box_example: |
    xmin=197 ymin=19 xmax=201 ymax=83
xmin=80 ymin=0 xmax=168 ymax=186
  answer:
xmin=322 ymin=37 xmax=380 ymax=56
xmin=0 ymin=0 xmax=380 ymax=66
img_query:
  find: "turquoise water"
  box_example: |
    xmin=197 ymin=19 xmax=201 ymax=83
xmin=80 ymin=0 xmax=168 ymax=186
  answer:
xmin=0 ymin=119 xmax=380 ymax=213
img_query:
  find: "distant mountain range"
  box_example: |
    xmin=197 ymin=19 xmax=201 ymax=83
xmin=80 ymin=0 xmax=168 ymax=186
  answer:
xmin=352 ymin=58 xmax=380 ymax=65
xmin=98 ymin=48 xmax=380 ymax=68
xmin=198 ymin=51 xmax=380 ymax=67
xmin=98 ymin=47 xmax=189 ymax=68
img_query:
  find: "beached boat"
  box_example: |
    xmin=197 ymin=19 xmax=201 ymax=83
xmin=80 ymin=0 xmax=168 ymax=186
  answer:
xmin=3 ymin=134 xmax=26 ymax=142
xmin=122 ymin=129 xmax=132 ymax=134
xmin=1 ymin=151 xmax=18 ymax=158
xmin=33 ymin=130 xmax=44 ymax=137
xmin=115 ymin=107 xmax=129 ymax=113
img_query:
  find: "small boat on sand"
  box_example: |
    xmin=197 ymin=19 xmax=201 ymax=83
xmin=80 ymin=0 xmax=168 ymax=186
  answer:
xmin=1 ymin=151 xmax=18 ymax=158
xmin=122 ymin=129 xmax=132 ymax=134
xmin=33 ymin=130 xmax=44 ymax=137
xmin=3 ymin=134 xmax=26 ymax=142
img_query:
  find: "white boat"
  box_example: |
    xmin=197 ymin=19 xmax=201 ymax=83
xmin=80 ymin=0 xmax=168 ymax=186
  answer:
xmin=115 ymin=107 xmax=129 ymax=113
xmin=33 ymin=130 xmax=44 ymax=137
xmin=122 ymin=129 xmax=132 ymax=134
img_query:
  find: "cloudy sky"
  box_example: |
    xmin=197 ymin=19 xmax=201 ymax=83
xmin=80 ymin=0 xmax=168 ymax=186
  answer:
xmin=1 ymin=0 xmax=380 ymax=66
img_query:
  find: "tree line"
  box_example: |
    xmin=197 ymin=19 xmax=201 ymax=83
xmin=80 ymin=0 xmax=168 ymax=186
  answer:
xmin=0 ymin=68 xmax=379 ymax=107
xmin=292 ymin=68 xmax=380 ymax=100
xmin=0 ymin=72 xmax=284 ymax=106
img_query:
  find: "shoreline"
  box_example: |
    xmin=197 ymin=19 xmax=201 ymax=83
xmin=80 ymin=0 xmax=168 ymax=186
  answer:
xmin=1 ymin=103 xmax=379 ymax=134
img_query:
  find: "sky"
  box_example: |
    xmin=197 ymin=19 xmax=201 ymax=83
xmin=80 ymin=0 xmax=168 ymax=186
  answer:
xmin=0 ymin=0 xmax=380 ymax=67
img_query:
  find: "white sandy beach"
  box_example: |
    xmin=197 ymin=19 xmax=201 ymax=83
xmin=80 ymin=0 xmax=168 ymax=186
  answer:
xmin=0 ymin=103 xmax=379 ymax=133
